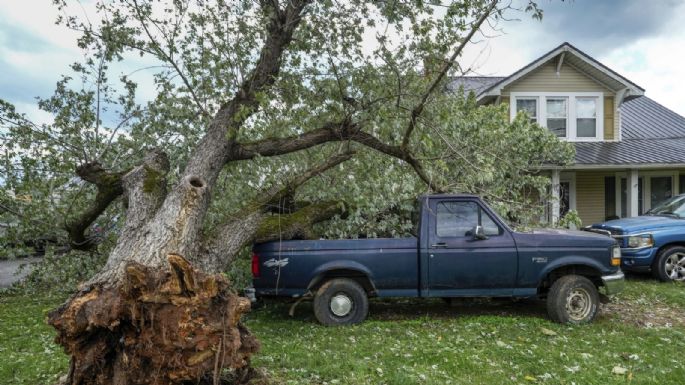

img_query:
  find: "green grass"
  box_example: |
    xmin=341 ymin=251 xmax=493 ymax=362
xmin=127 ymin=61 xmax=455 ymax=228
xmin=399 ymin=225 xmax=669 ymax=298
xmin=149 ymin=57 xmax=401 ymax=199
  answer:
xmin=1 ymin=277 xmax=683 ymax=385
xmin=0 ymin=293 xmax=69 ymax=385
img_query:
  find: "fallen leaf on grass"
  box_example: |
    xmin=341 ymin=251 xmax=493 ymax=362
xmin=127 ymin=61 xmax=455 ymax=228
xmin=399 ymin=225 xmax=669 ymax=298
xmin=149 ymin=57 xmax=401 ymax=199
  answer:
xmin=612 ymin=366 xmax=628 ymax=375
xmin=524 ymin=375 xmax=537 ymax=381
xmin=540 ymin=327 xmax=557 ymax=336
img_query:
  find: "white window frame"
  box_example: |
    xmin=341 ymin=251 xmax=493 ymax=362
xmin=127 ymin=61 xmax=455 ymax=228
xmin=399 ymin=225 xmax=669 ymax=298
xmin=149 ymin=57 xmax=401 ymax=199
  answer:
xmin=510 ymin=92 xmax=604 ymax=142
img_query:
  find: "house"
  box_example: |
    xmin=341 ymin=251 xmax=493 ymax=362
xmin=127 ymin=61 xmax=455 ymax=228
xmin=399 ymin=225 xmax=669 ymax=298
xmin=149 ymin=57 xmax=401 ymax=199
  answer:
xmin=452 ymin=42 xmax=685 ymax=226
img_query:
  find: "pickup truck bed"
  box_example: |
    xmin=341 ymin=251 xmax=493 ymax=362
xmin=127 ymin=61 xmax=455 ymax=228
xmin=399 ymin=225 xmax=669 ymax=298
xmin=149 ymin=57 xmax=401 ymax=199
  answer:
xmin=254 ymin=237 xmax=418 ymax=297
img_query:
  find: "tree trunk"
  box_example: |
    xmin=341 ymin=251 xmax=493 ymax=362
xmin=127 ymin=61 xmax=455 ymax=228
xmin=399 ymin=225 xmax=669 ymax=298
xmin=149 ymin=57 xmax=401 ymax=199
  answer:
xmin=48 ymin=149 xmax=263 ymax=385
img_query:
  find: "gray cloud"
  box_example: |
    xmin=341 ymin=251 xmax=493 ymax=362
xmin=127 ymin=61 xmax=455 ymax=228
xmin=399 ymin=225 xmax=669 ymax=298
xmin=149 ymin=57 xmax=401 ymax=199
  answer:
xmin=527 ymin=0 xmax=682 ymax=54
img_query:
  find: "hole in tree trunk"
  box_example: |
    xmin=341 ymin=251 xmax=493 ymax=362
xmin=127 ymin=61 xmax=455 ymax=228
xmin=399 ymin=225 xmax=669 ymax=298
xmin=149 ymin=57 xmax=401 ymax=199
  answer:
xmin=188 ymin=176 xmax=205 ymax=189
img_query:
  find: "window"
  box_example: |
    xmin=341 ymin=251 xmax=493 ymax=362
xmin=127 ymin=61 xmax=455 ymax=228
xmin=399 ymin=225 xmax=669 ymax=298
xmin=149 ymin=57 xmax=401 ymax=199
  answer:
xmin=516 ymin=98 xmax=537 ymax=124
xmin=650 ymin=176 xmax=673 ymax=208
xmin=510 ymin=92 xmax=604 ymax=141
xmin=436 ymin=201 xmax=500 ymax=237
xmin=576 ymin=97 xmax=598 ymax=137
xmin=546 ymin=98 xmax=568 ymax=137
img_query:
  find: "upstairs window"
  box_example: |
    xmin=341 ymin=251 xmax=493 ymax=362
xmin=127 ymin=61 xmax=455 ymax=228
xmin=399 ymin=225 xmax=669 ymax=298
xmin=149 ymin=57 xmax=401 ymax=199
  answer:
xmin=546 ymin=98 xmax=568 ymax=137
xmin=510 ymin=92 xmax=605 ymax=141
xmin=576 ymin=97 xmax=598 ymax=137
xmin=515 ymin=98 xmax=537 ymax=124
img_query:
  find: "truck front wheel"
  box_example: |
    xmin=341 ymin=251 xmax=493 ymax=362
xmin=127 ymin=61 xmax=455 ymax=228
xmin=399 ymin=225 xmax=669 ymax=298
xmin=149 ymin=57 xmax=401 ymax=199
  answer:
xmin=546 ymin=275 xmax=599 ymax=324
xmin=313 ymin=278 xmax=369 ymax=326
xmin=652 ymin=246 xmax=685 ymax=282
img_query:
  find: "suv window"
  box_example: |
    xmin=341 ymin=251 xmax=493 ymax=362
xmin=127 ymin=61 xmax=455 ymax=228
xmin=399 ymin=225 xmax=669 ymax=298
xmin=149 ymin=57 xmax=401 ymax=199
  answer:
xmin=436 ymin=201 xmax=500 ymax=237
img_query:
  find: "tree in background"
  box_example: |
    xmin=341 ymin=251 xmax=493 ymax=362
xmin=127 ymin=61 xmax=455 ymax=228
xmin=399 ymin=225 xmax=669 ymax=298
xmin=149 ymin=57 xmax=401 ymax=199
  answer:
xmin=0 ymin=1 xmax=572 ymax=384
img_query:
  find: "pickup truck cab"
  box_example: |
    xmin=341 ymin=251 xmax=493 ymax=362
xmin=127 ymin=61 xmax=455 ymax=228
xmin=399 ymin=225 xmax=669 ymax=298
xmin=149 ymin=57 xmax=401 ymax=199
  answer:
xmin=251 ymin=194 xmax=624 ymax=325
xmin=589 ymin=194 xmax=685 ymax=281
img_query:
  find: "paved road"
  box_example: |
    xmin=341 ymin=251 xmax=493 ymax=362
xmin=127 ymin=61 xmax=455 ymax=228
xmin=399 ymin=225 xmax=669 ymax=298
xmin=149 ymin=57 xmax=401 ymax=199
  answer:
xmin=0 ymin=257 xmax=41 ymax=288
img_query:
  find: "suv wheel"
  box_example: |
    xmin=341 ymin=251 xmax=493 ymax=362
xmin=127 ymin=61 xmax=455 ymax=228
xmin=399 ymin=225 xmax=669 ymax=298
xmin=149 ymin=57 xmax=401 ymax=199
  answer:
xmin=652 ymin=246 xmax=685 ymax=282
xmin=546 ymin=275 xmax=599 ymax=324
xmin=313 ymin=278 xmax=368 ymax=326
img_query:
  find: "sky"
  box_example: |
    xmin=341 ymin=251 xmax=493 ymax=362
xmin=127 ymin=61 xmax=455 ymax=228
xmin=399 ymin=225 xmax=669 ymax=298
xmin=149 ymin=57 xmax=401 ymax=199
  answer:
xmin=1 ymin=0 xmax=685 ymax=122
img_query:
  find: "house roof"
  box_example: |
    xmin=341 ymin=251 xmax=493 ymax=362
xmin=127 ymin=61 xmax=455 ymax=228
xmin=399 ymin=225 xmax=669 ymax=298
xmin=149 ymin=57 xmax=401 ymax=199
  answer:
xmin=574 ymin=138 xmax=685 ymax=166
xmin=447 ymin=76 xmax=505 ymax=96
xmin=621 ymin=96 xmax=685 ymax=139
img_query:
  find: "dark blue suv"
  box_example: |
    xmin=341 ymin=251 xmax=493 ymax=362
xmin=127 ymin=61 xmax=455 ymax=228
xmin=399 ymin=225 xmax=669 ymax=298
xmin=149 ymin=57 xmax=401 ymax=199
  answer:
xmin=590 ymin=194 xmax=685 ymax=281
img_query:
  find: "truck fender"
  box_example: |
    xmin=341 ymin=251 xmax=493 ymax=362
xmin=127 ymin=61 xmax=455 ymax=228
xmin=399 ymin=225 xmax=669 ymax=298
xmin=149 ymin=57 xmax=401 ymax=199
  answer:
xmin=306 ymin=260 xmax=376 ymax=294
xmin=537 ymin=256 xmax=606 ymax=285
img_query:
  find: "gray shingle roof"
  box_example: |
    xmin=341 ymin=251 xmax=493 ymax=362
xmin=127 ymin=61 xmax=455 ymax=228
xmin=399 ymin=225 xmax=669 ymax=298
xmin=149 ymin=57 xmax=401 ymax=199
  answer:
xmin=621 ymin=96 xmax=685 ymax=139
xmin=447 ymin=76 xmax=505 ymax=96
xmin=574 ymin=138 xmax=685 ymax=165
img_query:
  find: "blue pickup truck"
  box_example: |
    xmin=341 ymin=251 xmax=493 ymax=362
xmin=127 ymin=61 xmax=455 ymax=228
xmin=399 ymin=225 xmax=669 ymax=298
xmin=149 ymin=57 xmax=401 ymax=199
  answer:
xmin=251 ymin=194 xmax=624 ymax=325
xmin=589 ymin=194 xmax=685 ymax=282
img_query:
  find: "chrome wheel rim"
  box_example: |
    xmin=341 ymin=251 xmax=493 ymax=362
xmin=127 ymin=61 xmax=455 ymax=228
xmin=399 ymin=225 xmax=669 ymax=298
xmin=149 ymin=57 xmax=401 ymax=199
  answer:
xmin=665 ymin=252 xmax=685 ymax=281
xmin=566 ymin=288 xmax=592 ymax=321
xmin=330 ymin=293 xmax=353 ymax=317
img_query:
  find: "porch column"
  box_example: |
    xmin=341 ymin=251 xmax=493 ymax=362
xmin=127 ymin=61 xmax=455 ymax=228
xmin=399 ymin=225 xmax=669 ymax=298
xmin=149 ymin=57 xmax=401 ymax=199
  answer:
xmin=614 ymin=172 xmax=622 ymax=217
xmin=551 ymin=169 xmax=561 ymax=224
xmin=627 ymin=169 xmax=639 ymax=217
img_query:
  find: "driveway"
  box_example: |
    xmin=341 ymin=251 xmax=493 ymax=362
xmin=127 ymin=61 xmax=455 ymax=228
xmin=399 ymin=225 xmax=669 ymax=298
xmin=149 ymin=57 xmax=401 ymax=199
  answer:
xmin=0 ymin=257 xmax=41 ymax=288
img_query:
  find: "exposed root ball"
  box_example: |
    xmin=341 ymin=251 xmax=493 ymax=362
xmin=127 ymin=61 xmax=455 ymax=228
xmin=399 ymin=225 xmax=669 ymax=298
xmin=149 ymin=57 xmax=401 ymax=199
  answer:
xmin=48 ymin=254 xmax=259 ymax=385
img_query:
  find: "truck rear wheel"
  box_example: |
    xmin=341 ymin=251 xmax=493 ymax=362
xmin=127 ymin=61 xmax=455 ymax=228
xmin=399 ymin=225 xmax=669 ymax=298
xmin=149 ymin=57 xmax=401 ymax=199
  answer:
xmin=546 ymin=275 xmax=599 ymax=324
xmin=652 ymin=246 xmax=685 ymax=282
xmin=313 ymin=278 xmax=368 ymax=326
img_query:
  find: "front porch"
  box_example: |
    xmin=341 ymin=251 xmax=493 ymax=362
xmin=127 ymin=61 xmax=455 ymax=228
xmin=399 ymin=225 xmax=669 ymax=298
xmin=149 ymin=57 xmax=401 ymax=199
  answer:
xmin=549 ymin=168 xmax=685 ymax=226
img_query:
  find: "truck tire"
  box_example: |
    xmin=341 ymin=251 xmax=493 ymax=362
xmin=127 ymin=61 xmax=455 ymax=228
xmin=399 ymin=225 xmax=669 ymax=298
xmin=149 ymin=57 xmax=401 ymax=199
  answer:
xmin=546 ymin=275 xmax=599 ymax=324
xmin=313 ymin=278 xmax=368 ymax=326
xmin=652 ymin=246 xmax=685 ymax=282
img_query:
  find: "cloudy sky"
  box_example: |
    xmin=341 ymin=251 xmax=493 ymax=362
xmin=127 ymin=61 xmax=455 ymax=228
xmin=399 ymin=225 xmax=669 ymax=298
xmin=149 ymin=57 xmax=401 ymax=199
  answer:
xmin=1 ymin=0 xmax=685 ymax=122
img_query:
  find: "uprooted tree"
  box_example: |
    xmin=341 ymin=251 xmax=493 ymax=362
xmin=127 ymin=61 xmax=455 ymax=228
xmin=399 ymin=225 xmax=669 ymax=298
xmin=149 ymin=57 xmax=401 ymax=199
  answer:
xmin=0 ymin=0 xmax=574 ymax=384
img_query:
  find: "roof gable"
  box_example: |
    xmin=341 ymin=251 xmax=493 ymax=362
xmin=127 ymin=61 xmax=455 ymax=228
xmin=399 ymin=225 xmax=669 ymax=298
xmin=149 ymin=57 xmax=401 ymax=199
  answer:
xmin=479 ymin=42 xmax=644 ymax=99
xmin=502 ymin=61 xmax=612 ymax=94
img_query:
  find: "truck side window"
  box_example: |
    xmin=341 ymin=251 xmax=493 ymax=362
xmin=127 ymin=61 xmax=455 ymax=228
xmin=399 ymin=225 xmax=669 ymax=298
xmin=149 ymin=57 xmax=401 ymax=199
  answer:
xmin=436 ymin=201 xmax=501 ymax=237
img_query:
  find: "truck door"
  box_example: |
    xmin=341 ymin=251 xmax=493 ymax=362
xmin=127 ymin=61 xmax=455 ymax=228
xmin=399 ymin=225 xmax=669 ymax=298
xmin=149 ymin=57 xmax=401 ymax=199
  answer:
xmin=427 ymin=199 xmax=517 ymax=296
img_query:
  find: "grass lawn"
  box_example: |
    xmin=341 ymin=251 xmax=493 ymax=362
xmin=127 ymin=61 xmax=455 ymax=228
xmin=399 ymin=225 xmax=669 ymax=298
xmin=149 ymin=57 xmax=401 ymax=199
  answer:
xmin=0 ymin=293 xmax=69 ymax=385
xmin=1 ymin=276 xmax=684 ymax=385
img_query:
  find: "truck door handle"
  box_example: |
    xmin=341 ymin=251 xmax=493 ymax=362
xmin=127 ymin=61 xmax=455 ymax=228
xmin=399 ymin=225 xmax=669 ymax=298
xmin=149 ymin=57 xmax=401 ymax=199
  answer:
xmin=431 ymin=242 xmax=448 ymax=248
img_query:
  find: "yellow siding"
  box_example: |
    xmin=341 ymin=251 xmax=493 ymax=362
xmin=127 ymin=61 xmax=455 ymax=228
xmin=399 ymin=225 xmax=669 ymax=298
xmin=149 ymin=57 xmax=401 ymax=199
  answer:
xmin=502 ymin=62 xmax=613 ymax=94
xmin=604 ymin=96 xmax=614 ymax=140
xmin=575 ymin=172 xmax=606 ymax=225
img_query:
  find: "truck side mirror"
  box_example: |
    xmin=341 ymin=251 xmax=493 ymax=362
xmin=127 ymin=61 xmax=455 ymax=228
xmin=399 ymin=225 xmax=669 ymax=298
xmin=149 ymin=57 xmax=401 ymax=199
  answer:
xmin=472 ymin=225 xmax=488 ymax=240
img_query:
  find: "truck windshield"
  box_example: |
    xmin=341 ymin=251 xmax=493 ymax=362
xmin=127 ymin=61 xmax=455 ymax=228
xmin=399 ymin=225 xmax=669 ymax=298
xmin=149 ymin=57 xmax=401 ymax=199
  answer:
xmin=646 ymin=195 xmax=685 ymax=218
